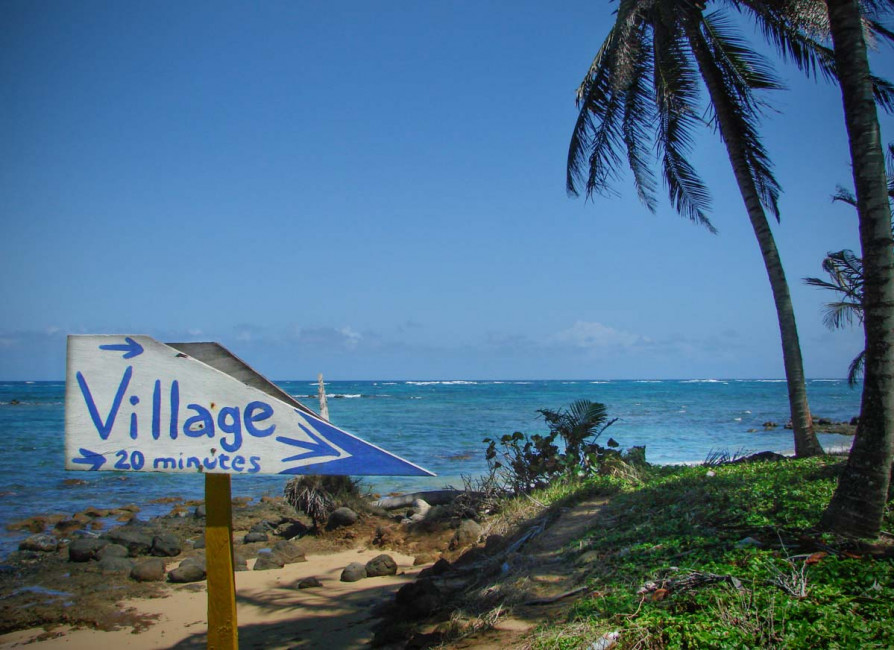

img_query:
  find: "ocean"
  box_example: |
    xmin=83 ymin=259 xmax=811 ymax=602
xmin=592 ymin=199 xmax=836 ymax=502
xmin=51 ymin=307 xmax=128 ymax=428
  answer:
xmin=0 ymin=378 xmax=859 ymax=558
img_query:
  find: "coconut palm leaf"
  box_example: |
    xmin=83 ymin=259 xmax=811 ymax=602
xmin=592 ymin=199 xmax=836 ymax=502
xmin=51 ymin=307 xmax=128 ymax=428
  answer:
xmin=848 ymin=349 xmax=866 ymax=387
xmin=652 ymin=12 xmax=715 ymax=230
xmin=730 ymin=0 xmax=894 ymax=113
xmin=697 ymin=11 xmax=784 ymax=217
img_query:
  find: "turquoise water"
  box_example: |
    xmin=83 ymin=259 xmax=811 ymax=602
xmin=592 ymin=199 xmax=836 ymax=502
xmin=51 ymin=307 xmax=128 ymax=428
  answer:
xmin=0 ymin=378 xmax=859 ymax=557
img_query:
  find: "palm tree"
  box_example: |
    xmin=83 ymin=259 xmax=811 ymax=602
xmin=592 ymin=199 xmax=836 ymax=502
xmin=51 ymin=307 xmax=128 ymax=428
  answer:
xmin=567 ymin=0 xmax=823 ymax=457
xmin=804 ymin=144 xmax=894 ymax=387
xmin=745 ymin=0 xmax=894 ymax=536
xmin=815 ymin=0 xmax=894 ymax=538
xmin=805 ymin=249 xmax=867 ymax=384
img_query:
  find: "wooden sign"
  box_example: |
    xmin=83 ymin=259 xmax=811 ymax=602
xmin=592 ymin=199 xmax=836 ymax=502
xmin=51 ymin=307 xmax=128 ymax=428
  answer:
xmin=65 ymin=335 xmax=433 ymax=477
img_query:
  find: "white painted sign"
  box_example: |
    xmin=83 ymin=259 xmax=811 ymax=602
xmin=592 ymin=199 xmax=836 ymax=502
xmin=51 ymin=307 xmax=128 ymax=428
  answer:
xmin=64 ymin=335 xmax=433 ymax=477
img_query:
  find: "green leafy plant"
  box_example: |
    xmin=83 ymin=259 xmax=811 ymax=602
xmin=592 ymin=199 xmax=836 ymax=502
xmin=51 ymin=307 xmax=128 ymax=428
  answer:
xmin=484 ymin=399 xmax=636 ymax=493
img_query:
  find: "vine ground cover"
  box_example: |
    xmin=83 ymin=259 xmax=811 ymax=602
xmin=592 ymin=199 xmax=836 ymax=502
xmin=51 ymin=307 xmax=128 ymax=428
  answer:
xmin=530 ymin=458 xmax=894 ymax=649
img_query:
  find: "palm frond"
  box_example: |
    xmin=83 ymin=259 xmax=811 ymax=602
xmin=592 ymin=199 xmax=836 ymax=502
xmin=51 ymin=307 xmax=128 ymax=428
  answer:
xmin=832 ymin=185 xmax=857 ymax=206
xmin=567 ymin=29 xmax=626 ymax=198
xmin=652 ymin=14 xmax=715 ymax=230
xmin=804 ymin=249 xmax=864 ymax=330
xmin=621 ymin=20 xmax=659 ymax=210
xmin=730 ymin=0 xmax=838 ymax=82
xmin=698 ymin=11 xmax=783 ymax=219
xmin=848 ymin=349 xmax=866 ymax=387
xmin=870 ymin=74 xmax=894 ymax=114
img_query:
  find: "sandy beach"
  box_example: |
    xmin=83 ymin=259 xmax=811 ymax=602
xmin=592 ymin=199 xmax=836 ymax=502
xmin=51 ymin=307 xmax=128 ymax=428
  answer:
xmin=0 ymin=548 xmax=421 ymax=649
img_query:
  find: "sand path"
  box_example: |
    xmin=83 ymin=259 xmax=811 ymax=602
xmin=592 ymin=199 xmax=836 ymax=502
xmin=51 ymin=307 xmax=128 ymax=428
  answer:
xmin=0 ymin=548 xmax=420 ymax=649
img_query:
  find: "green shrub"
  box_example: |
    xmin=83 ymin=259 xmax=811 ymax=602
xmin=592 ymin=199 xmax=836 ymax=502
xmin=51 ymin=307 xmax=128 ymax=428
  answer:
xmin=484 ymin=399 xmax=645 ymax=493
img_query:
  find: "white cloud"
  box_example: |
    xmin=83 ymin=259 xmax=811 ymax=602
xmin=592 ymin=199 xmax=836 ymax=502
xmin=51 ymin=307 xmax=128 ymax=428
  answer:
xmin=552 ymin=321 xmax=645 ymax=350
xmin=338 ymin=326 xmax=362 ymax=349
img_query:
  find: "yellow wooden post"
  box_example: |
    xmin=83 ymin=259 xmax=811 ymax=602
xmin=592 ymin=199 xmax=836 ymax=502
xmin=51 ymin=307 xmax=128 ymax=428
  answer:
xmin=205 ymin=473 xmax=238 ymax=650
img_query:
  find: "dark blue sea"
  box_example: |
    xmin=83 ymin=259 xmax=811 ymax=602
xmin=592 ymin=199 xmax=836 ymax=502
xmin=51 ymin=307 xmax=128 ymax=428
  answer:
xmin=0 ymin=378 xmax=859 ymax=558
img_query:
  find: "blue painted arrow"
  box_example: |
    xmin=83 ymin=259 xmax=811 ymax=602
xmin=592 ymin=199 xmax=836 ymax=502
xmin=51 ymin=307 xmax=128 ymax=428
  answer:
xmin=277 ymin=410 xmax=434 ymax=476
xmin=99 ymin=337 xmax=144 ymax=359
xmin=276 ymin=414 xmax=342 ymax=466
xmin=72 ymin=448 xmax=107 ymax=471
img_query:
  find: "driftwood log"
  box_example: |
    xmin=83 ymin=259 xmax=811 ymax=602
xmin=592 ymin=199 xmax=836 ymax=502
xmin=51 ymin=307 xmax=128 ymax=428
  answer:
xmin=372 ymin=490 xmax=471 ymax=510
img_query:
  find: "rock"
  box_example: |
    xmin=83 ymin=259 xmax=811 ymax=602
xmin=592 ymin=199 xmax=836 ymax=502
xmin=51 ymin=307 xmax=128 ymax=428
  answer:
xmin=340 ymin=562 xmax=367 ymax=582
xmin=234 ymin=553 xmax=249 ymax=572
xmin=762 ymin=421 xmax=778 ymax=429
xmin=97 ymin=544 xmax=129 ymax=560
xmin=365 ymin=554 xmax=397 ymax=577
xmin=327 ymin=507 xmax=358 ymax=530
xmin=424 ymin=505 xmax=448 ymax=522
xmin=98 ymin=556 xmax=134 ymax=575
xmin=82 ymin=507 xmax=110 ymax=518
xmin=271 ymin=540 xmax=306 ymax=564
xmin=250 ymin=521 xmax=274 ymax=533
xmin=104 ymin=527 xmax=153 ymax=556
xmin=274 ymin=520 xmax=308 ymax=539
xmin=575 ymin=551 xmax=600 ymax=566
xmin=192 ymin=535 xmax=206 ymax=549
xmin=168 ymin=561 xmax=206 ymax=583
xmin=253 ymin=550 xmax=285 ymax=571
xmin=194 ymin=505 xmax=206 ymax=518
xmin=736 ymin=536 xmax=764 ymax=549
xmin=151 ymin=533 xmax=182 ymax=557
xmin=182 ymin=555 xmax=207 ymax=572
xmin=419 ymin=558 xmax=452 ymax=578
xmin=6 ymin=516 xmax=49 ymax=534
xmin=484 ymin=534 xmax=507 ymax=553
xmin=243 ymin=532 xmax=269 ymax=544
xmin=413 ymin=553 xmax=435 ymax=566
xmin=296 ymin=577 xmax=323 ymax=589
xmin=68 ymin=537 xmax=108 ymax=562
xmin=131 ymin=558 xmax=166 ymax=582
xmin=54 ymin=519 xmax=84 ymax=535
xmin=732 ymin=451 xmax=787 ymax=464
xmin=395 ymin=579 xmax=442 ymax=618
xmin=450 ymin=519 xmax=482 ymax=550
xmin=19 ymin=534 xmax=59 ymax=553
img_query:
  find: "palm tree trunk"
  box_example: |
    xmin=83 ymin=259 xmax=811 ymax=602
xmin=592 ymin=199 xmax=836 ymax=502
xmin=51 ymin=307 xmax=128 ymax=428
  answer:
xmin=684 ymin=21 xmax=823 ymax=458
xmin=819 ymin=0 xmax=894 ymax=537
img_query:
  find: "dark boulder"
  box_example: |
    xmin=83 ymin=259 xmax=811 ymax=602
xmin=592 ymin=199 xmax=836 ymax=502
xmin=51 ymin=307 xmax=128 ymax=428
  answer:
xmin=340 ymin=562 xmax=367 ymax=582
xmin=296 ymin=577 xmax=323 ymax=589
xmin=98 ymin=556 xmax=134 ymax=575
xmin=131 ymin=558 xmax=166 ymax=582
xmin=19 ymin=534 xmax=59 ymax=553
xmin=271 ymin=540 xmax=306 ymax=564
xmin=97 ymin=544 xmax=129 ymax=560
xmin=151 ymin=533 xmax=182 ymax=557
xmin=168 ymin=560 xmax=205 ymax=583
xmin=253 ymin=550 xmax=285 ymax=571
xmin=250 ymin=521 xmax=274 ymax=534
xmin=275 ymin=520 xmax=308 ymax=539
xmin=365 ymin=554 xmax=398 ymax=577
xmin=449 ymin=519 xmax=482 ymax=550
xmin=327 ymin=507 xmax=358 ymax=530
xmin=395 ymin=579 xmax=442 ymax=618
xmin=69 ymin=537 xmax=108 ymax=562
xmin=104 ymin=527 xmax=153 ymax=556
xmin=243 ymin=532 xmax=269 ymax=544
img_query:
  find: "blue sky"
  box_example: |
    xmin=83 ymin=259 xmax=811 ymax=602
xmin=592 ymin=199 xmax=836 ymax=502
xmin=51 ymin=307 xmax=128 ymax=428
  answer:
xmin=2 ymin=1 xmax=892 ymax=380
